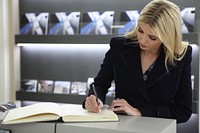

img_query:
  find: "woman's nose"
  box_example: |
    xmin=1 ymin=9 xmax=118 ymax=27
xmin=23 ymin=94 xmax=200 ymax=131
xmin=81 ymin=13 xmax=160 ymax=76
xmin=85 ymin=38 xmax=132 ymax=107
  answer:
xmin=140 ymin=34 xmax=149 ymax=43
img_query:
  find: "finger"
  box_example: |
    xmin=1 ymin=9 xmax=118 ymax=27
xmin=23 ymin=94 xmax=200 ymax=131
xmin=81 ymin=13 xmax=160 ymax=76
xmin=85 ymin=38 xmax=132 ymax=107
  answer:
xmin=116 ymin=98 xmax=126 ymax=103
xmin=94 ymin=98 xmax=104 ymax=113
xmin=85 ymin=96 xmax=96 ymax=110
xmin=85 ymin=97 xmax=93 ymax=111
xmin=86 ymin=95 xmax=100 ymax=112
xmin=115 ymin=99 xmax=127 ymax=106
xmin=97 ymin=100 xmax=104 ymax=110
xmin=112 ymin=99 xmax=128 ymax=109
xmin=109 ymin=102 xmax=120 ymax=110
xmin=90 ymin=95 xmax=99 ymax=108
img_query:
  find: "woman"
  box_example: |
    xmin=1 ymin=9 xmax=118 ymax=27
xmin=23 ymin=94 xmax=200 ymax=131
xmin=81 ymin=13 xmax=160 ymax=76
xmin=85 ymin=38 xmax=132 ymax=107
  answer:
xmin=83 ymin=0 xmax=192 ymax=123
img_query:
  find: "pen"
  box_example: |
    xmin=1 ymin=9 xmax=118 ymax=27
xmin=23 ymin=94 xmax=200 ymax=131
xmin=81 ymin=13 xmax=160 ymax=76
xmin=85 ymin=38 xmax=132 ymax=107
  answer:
xmin=92 ymin=83 xmax=99 ymax=105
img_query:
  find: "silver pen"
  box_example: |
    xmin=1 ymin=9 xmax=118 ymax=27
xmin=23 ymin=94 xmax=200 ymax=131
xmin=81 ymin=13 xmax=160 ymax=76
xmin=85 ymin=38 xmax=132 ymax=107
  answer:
xmin=92 ymin=83 xmax=99 ymax=105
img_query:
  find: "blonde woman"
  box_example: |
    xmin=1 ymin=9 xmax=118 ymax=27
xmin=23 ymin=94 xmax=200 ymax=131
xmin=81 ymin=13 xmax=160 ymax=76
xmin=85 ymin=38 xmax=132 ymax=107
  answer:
xmin=83 ymin=0 xmax=192 ymax=123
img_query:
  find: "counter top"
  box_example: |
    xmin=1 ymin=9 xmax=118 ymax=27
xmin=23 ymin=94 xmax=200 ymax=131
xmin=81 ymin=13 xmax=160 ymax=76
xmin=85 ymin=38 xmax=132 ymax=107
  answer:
xmin=0 ymin=112 xmax=176 ymax=133
xmin=57 ymin=115 xmax=176 ymax=133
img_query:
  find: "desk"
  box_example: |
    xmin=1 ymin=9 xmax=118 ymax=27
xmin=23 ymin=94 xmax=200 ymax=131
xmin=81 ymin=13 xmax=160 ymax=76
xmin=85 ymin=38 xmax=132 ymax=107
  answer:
xmin=0 ymin=112 xmax=176 ymax=133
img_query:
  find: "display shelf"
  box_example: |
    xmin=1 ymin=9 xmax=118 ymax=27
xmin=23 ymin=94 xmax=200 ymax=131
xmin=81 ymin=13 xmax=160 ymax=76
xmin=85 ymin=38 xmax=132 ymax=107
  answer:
xmin=15 ymin=33 xmax=199 ymax=45
xmin=15 ymin=35 xmax=113 ymax=44
xmin=16 ymin=91 xmax=114 ymax=105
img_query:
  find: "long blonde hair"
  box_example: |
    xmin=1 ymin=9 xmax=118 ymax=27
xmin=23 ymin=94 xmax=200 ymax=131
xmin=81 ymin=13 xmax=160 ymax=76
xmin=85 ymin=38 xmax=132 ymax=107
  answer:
xmin=126 ymin=0 xmax=189 ymax=70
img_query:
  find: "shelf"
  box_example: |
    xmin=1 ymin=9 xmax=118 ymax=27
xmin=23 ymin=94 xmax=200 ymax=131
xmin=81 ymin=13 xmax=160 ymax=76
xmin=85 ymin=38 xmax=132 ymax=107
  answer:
xmin=15 ymin=35 xmax=114 ymax=44
xmin=15 ymin=33 xmax=199 ymax=45
xmin=16 ymin=91 xmax=114 ymax=105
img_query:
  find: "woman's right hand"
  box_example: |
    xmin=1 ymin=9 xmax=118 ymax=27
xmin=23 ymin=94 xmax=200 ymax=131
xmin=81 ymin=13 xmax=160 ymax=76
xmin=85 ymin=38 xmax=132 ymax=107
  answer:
xmin=85 ymin=95 xmax=104 ymax=113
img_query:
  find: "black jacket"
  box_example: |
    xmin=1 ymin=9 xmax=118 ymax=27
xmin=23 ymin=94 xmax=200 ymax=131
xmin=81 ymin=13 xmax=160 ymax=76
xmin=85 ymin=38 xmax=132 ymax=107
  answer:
xmin=88 ymin=36 xmax=192 ymax=123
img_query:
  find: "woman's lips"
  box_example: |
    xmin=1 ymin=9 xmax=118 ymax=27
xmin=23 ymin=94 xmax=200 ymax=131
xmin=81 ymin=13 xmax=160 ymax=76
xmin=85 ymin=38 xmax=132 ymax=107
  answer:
xmin=139 ymin=43 xmax=147 ymax=49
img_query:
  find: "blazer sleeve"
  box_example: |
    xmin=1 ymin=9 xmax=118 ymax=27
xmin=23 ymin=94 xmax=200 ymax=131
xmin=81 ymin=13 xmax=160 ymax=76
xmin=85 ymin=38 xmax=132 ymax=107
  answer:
xmin=169 ymin=46 xmax=193 ymax=123
xmin=85 ymin=37 xmax=117 ymax=104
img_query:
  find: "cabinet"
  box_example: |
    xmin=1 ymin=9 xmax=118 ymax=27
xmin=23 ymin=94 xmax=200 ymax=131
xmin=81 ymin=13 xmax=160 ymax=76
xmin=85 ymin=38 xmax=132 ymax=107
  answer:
xmin=16 ymin=0 xmax=199 ymax=113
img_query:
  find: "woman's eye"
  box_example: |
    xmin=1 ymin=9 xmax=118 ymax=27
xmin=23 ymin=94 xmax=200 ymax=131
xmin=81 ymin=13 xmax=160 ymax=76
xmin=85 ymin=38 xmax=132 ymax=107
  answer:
xmin=138 ymin=28 xmax=143 ymax=33
xmin=138 ymin=26 xmax=158 ymax=41
xmin=149 ymin=36 xmax=157 ymax=41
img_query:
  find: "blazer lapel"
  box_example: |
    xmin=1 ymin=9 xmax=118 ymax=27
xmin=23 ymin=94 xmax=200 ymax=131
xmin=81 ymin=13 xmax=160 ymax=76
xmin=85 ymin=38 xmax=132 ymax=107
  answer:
xmin=145 ymin=49 xmax=175 ymax=88
xmin=121 ymin=45 xmax=150 ymax=101
xmin=120 ymin=45 xmax=175 ymax=101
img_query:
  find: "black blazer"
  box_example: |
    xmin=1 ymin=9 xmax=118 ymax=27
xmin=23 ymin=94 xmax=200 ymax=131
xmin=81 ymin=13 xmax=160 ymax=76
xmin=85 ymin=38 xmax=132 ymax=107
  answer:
xmin=89 ymin=36 xmax=192 ymax=123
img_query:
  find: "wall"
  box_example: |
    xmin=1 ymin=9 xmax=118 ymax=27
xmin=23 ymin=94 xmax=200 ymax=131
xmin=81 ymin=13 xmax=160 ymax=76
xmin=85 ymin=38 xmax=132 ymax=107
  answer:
xmin=0 ymin=0 xmax=20 ymax=103
xmin=0 ymin=0 xmax=12 ymax=103
xmin=0 ymin=0 xmax=7 ymax=103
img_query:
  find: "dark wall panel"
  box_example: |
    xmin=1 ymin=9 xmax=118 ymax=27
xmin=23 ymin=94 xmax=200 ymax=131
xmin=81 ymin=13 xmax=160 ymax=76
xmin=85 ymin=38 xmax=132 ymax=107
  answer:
xmin=21 ymin=44 xmax=109 ymax=82
xmin=19 ymin=0 xmax=196 ymax=13
xmin=21 ymin=44 xmax=199 ymax=88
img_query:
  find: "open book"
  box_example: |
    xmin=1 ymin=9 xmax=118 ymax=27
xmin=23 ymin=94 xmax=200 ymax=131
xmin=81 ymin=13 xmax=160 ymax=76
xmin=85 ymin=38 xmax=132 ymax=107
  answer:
xmin=1 ymin=102 xmax=119 ymax=124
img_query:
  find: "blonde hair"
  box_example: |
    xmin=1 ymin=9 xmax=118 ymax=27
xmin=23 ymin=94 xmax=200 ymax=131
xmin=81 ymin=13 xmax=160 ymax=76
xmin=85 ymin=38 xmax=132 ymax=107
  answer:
xmin=126 ymin=0 xmax=189 ymax=70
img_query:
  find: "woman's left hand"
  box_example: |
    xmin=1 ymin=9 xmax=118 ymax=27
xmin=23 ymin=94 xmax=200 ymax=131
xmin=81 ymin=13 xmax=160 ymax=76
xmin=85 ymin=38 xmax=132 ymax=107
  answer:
xmin=108 ymin=98 xmax=141 ymax=116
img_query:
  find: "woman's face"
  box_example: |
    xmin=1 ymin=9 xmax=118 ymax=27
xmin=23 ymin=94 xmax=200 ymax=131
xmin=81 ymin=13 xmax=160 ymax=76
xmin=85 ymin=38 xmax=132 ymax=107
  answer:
xmin=137 ymin=22 xmax=162 ymax=53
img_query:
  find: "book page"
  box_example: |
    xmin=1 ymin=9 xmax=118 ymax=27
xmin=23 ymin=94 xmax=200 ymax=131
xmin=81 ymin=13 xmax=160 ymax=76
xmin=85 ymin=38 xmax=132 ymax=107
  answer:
xmin=2 ymin=114 xmax=59 ymax=124
xmin=61 ymin=104 xmax=119 ymax=122
xmin=2 ymin=102 xmax=62 ymax=124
